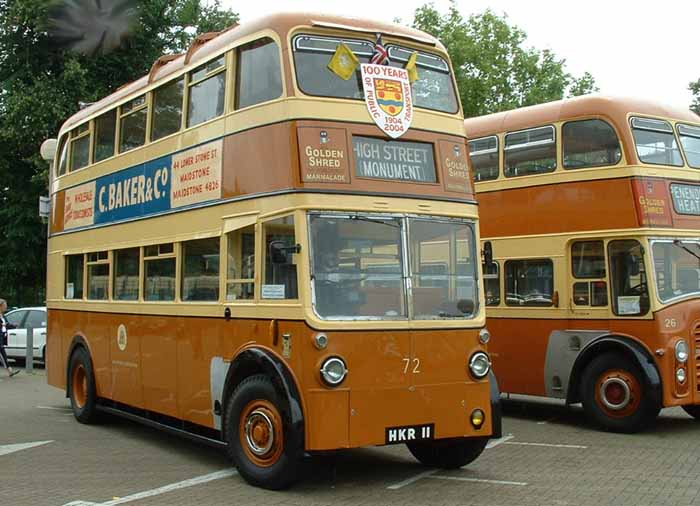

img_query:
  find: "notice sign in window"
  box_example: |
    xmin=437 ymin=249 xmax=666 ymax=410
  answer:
xmin=671 ymin=183 xmax=700 ymax=215
xmin=353 ymin=136 xmax=436 ymax=183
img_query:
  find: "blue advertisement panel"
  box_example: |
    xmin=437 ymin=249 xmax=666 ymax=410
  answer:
xmin=94 ymin=155 xmax=172 ymax=225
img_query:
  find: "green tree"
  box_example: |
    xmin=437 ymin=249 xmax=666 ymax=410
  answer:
xmin=412 ymin=3 xmax=598 ymax=117
xmin=0 ymin=0 xmax=238 ymax=306
xmin=691 ymin=78 xmax=700 ymax=115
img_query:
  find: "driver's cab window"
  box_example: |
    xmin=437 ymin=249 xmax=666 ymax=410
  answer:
xmin=571 ymin=240 xmax=608 ymax=307
xmin=609 ymin=239 xmax=649 ymax=316
xmin=263 ymin=216 xmax=298 ymax=300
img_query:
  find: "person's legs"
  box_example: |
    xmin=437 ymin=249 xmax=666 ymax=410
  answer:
xmin=0 ymin=345 xmax=18 ymax=377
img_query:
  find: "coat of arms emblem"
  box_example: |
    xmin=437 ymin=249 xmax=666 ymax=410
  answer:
xmin=361 ymin=63 xmax=413 ymax=139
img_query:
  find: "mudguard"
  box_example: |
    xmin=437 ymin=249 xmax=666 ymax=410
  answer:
xmin=222 ymin=347 xmax=304 ymax=446
xmin=566 ymin=335 xmax=662 ymax=407
xmin=489 ymin=369 xmax=503 ymax=438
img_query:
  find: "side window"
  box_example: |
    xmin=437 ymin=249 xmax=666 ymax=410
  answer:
xmin=182 ymin=237 xmax=220 ymax=301
xmin=609 ymin=239 xmax=649 ymax=316
xmin=187 ymin=56 xmax=226 ymax=127
xmin=263 ymin=216 xmax=298 ymax=300
xmin=226 ymin=225 xmax=256 ymax=301
xmin=483 ymin=261 xmax=500 ymax=306
xmin=152 ymin=77 xmax=184 ymax=141
xmin=504 ymin=126 xmax=556 ymax=177
xmin=119 ymin=95 xmax=147 ymax=153
xmin=113 ymin=248 xmax=140 ymax=301
xmin=631 ymin=117 xmax=683 ymax=167
xmin=86 ymin=251 xmax=110 ymax=300
xmin=236 ymin=38 xmax=283 ymax=109
xmin=505 ymin=259 xmax=553 ymax=306
xmin=65 ymin=254 xmax=84 ymax=299
xmin=69 ymin=123 xmax=91 ymax=171
xmin=144 ymin=243 xmax=175 ymax=301
xmin=469 ymin=136 xmax=499 ymax=182
xmin=563 ymin=119 xmax=622 ymax=169
xmin=678 ymin=124 xmax=700 ymax=169
xmin=56 ymin=134 xmax=69 ymax=177
xmin=571 ymin=240 xmax=608 ymax=307
xmin=94 ymin=109 xmax=116 ymax=162
xmin=5 ymin=310 xmax=26 ymax=328
xmin=25 ymin=310 xmax=46 ymax=329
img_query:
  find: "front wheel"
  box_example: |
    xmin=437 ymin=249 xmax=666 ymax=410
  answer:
xmin=581 ymin=353 xmax=659 ymax=433
xmin=407 ymin=437 xmax=489 ymax=469
xmin=224 ymin=374 xmax=303 ymax=490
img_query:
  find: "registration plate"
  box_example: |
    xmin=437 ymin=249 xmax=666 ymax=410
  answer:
xmin=385 ymin=423 xmax=435 ymax=445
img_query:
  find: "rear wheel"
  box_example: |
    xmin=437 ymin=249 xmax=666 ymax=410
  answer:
xmin=224 ymin=374 xmax=303 ymax=490
xmin=581 ymin=353 xmax=658 ymax=433
xmin=68 ymin=347 xmax=99 ymax=424
xmin=407 ymin=437 xmax=489 ymax=469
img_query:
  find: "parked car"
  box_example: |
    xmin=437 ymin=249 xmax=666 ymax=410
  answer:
xmin=4 ymin=307 xmax=47 ymax=362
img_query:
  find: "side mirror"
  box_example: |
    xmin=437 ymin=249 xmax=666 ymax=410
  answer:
xmin=552 ymin=290 xmax=559 ymax=308
xmin=483 ymin=241 xmax=493 ymax=266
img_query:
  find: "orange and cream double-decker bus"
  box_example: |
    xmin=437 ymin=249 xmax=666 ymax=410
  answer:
xmin=45 ymin=12 xmax=500 ymax=489
xmin=466 ymin=95 xmax=700 ymax=432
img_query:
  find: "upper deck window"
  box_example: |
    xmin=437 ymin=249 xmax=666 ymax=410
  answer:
xmin=152 ymin=77 xmax=184 ymax=141
xmin=563 ymin=119 xmax=621 ymax=169
xmin=678 ymin=123 xmax=700 ymax=169
xmin=69 ymin=124 xmax=90 ymax=172
xmin=119 ymin=95 xmax=147 ymax=153
xmin=94 ymin=110 xmax=116 ymax=163
xmin=187 ymin=56 xmax=226 ymax=128
xmin=631 ymin=117 xmax=683 ymax=167
xmin=236 ymin=38 xmax=283 ymax=109
xmin=504 ymin=125 xmax=556 ymax=177
xmin=293 ymin=34 xmax=459 ymax=114
xmin=469 ymin=136 xmax=499 ymax=181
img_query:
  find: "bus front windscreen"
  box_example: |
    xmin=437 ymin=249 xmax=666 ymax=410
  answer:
xmin=309 ymin=213 xmax=478 ymax=320
xmin=652 ymin=240 xmax=700 ymax=302
xmin=293 ymin=35 xmax=459 ymax=114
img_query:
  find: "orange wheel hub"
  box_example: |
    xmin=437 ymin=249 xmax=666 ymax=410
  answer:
xmin=72 ymin=364 xmax=88 ymax=409
xmin=239 ymin=399 xmax=284 ymax=467
xmin=595 ymin=368 xmax=641 ymax=418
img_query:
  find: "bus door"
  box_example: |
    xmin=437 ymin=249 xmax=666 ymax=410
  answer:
xmin=543 ymin=240 xmax=611 ymax=398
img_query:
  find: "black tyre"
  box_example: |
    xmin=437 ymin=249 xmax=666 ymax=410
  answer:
xmin=682 ymin=405 xmax=700 ymax=419
xmin=407 ymin=437 xmax=489 ymax=469
xmin=68 ymin=347 xmax=100 ymax=424
xmin=580 ymin=353 xmax=659 ymax=433
xmin=224 ymin=374 xmax=303 ymax=490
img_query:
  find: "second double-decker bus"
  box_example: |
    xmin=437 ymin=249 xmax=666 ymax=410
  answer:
xmin=45 ymin=12 xmax=499 ymax=489
xmin=466 ymin=95 xmax=700 ymax=432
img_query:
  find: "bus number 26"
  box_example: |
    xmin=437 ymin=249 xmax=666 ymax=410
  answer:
xmin=402 ymin=358 xmax=421 ymax=374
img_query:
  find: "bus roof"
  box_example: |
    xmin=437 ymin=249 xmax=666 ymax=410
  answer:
xmin=61 ymin=11 xmax=442 ymax=132
xmin=463 ymin=95 xmax=700 ymax=139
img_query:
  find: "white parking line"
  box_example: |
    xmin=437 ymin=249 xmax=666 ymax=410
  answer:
xmin=386 ymin=470 xmax=437 ymax=490
xmin=61 ymin=469 xmax=238 ymax=506
xmin=0 ymin=440 xmax=53 ymax=457
xmin=428 ymin=475 xmax=527 ymax=486
xmin=485 ymin=434 xmax=514 ymax=449
xmin=505 ymin=441 xmax=587 ymax=449
xmin=36 ymin=405 xmax=72 ymax=411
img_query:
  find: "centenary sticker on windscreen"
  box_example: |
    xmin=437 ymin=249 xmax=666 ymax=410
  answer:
xmin=353 ymin=136 xmax=436 ymax=183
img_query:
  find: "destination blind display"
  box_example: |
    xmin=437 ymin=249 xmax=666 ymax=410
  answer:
xmin=671 ymin=183 xmax=700 ymax=215
xmin=353 ymin=136 xmax=436 ymax=183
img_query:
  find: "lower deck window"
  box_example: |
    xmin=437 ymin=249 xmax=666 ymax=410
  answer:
xmin=182 ymin=238 xmax=220 ymax=301
xmin=505 ymin=259 xmax=553 ymax=306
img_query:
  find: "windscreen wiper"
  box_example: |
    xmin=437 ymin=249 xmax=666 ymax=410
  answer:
xmin=672 ymin=240 xmax=700 ymax=262
xmin=349 ymin=215 xmax=400 ymax=228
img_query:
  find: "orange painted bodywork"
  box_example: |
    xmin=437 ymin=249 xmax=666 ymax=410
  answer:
xmin=48 ymin=310 xmax=493 ymax=449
